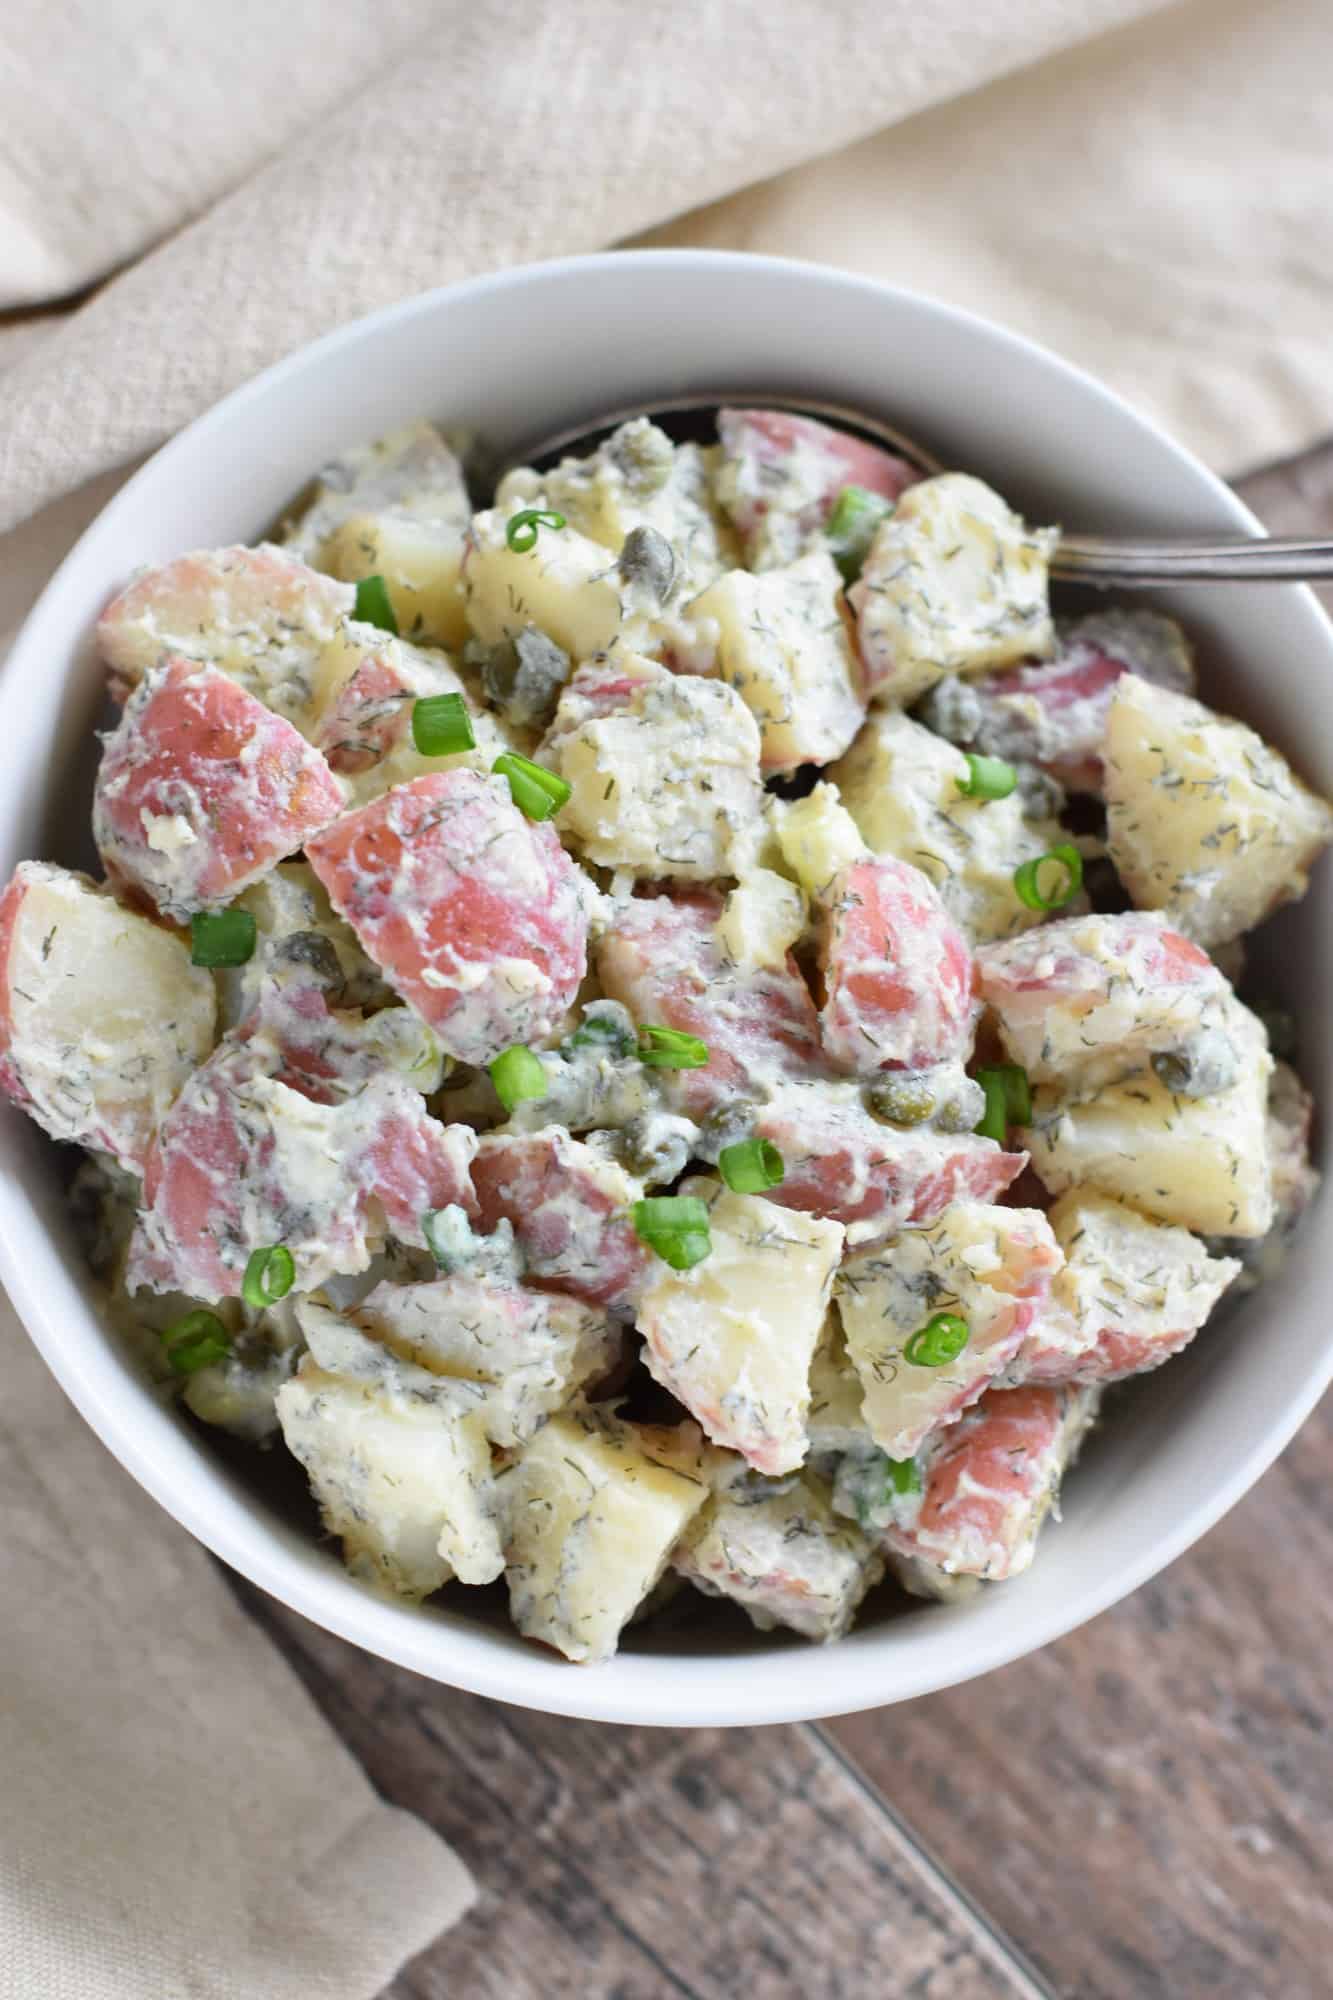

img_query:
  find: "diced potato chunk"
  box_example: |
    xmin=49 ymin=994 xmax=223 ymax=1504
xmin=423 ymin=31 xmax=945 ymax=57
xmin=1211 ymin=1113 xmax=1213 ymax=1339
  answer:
xmin=638 ymin=1179 xmax=844 ymax=1475
xmin=977 ymin=910 xmax=1230 ymax=1088
xmin=220 ymin=860 xmax=391 ymax=1028
xmin=836 ymin=1202 xmax=1062 ymax=1458
xmin=674 ymin=1471 xmax=883 ymax=1641
xmin=306 ymin=770 xmax=590 ymax=1065
xmin=716 ymin=407 xmax=917 ymax=571
xmin=1018 ymin=1191 xmax=1240 ymax=1384
xmin=918 ymin=607 xmax=1194 ymax=795
xmin=281 ymin=422 xmax=471 ymax=564
xmin=276 ymin=1338 xmax=502 ymax=1600
xmin=322 ymin=514 xmax=469 ymax=651
xmin=96 ymin=543 xmax=354 ymax=722
xmin=772 ymin=782 xmax=866 ymax=898
xmin=594 ymin=888 xmax=826 ymax=1121
xmin=462 ymin=507 xmax=625 ymax=661
xmin=93 ymin=659 xmax=343 ymax=920
xmin=307 ymin=621 xmax=510 ymax=805
xmin=830 ymin=709 xmax=1067 ymax=943
xmin=541 ymin=653 xmax=764 ymax=879
xmin=346 ymin=1272 xmax=619 ymax=1446
xmin=502 ymin=1410 xmax=709 ymax=1663
xmin=805 ymin=1321 xmax=870 ymax=1455
xmin=817 ymin=855 xmax=975 ymax=1074
xmin=715 ymin=869 xmax=806 ymax=971
xmin=471 ymin=1129 xmax=651 ymax=1313
xmin=849 ymin=473 xmax=1057 ymax=706
xmin=499 ymin=426 xmax=737 ymax=593
xmin=1105 ymin=674 xmax=1333 ymax=948
xmin=0 ymin=861 xmax=215 ymax=1172
xmin=1023 ymin=1000 xmax=1274 ymax=1237
xmin=882 ymin=1383 xmax=1099 ymax=1581
xmin=686 ymin=549 xmax=865 ymax=773
xmin=755 ymin=1077 xmax=1025 ymax=1246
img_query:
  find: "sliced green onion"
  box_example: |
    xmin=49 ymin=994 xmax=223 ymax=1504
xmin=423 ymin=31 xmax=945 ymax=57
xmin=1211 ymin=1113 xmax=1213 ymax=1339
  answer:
xmin=163 ymin=1308 xmax=231 ymax=1375
xmin=505 ymin=508 xmax=567 ymax=553
xmin=190 ymin=908 xmax=257 ymax=968
xmin=412 ymin=692 xmax=476 ymax=757
xmin=903 ymin=1311 xmax=970 ymax=1368
xmin=637 ymin=1024 xmax=710 ymax=1070
xmin=631 ymin=1195 xmax=712 ymax=1271
xmin=1013 ymin=843 xmax=1083 ymax=912
xmin=885 ymin=1455 xmax=922 ymax=1497
xmin=241 ymin=1244 xmax=295 ymax=1309
xmin=489 ymin=1044 xmax=549 ymax=1111
xmin=492 ymin=752 xmax=571 ymax=822
xmin=957 ymin=752 xmax=1017 ymax=801
xmin=353 ymin=573 xmax=399 ymax=634
xmin=718 ymin=1137 xmax=784 ymax=1193
xmin=825 ymin=484 xmax=894 ymax=584
xmin=973 ymin=1063 xmax=1032 ymax=1142
xmin=423 ymin=1203 xmax=475 ymax=1270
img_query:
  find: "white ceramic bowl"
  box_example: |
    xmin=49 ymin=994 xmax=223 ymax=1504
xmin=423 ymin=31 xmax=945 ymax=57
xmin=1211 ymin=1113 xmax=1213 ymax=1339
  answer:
xmin=2 ymin=251 xmax=1330 ymax=1727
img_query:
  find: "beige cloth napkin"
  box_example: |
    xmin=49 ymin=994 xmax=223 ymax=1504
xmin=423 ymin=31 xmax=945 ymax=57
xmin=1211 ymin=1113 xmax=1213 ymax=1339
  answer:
xmin=1 ymin=3 xmax=1331 ymax=1995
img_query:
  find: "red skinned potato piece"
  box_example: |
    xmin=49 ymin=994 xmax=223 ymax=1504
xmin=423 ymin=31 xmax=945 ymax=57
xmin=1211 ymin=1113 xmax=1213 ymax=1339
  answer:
xmin=754 ymin=1081 xmax=1025 ymax=1246
xmin=883 ymin=1382 xmax=1098 ymax=1581
xmin=0 ymin=860 xmax=215 ymax=1172
xmin=93 ymin=659 xmax=343 ymax=920
xmin=127 ymin=987 xmax=475 ymax=1301
xmin=717 ymin=408 xmax=917 ymax=566
xmin=818 ymin=855 xmax=974 ymax=1074
xmin=594 ymin=889 xmax=827 ymax=1119
xmin=306 ymin=769 xmax=589 ymax=1066
xmin=96 ymin=543 xmax=355 ymax=720
xmin=470 ymin=1130 xmax=651 ymax=1314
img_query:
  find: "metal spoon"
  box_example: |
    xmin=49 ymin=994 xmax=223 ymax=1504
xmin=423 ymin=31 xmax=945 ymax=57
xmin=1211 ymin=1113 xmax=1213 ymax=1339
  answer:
xmin=502 ymin=392 xmax=1333 ymax=589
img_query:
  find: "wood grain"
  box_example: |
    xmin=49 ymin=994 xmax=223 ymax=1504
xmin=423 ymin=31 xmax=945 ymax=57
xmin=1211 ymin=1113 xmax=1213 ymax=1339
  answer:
xmin=827 ymin=443 xmax=1333 ymax=2000
xmin=234 ymin=1580 xmax=1052 ymax=2000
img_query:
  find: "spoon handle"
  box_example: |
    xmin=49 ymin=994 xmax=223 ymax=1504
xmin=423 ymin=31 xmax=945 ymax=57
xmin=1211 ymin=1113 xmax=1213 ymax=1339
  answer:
xmin=1053 ymin=535 xmax=1333 ymax=585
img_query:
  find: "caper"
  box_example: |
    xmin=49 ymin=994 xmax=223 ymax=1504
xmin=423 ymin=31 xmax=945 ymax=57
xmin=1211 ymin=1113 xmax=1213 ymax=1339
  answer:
xmin=619 ymin=1113 xmax=694 ymax=1184
xmin=916 ymin=675 xmax=983 ymax=746
xmin=867 ymin=1076 xmax=936 ymax=1128
xmin=1152 ymin=1030 xmax=1240 ymax=1099
xmin=480 ymin=623 xmax=571 ymax=729
xmin=695 ymin=1098 xmax=760 ymax=1163
xmin=270 ymin=929 xmax=344 ymax=992
xmin=619 ymin=524 xmax=677 ymax=602
xmin=606 ymin=417 xmax=675 ymax=496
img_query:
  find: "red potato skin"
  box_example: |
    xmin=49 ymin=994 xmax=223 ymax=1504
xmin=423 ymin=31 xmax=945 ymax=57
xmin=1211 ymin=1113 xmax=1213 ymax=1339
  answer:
xmin=718 ymin=408 xmax=917 ymax=544
xmin=756 ymin=1091 xmax=1025 ymax=1239
xmin=471 ymin=1131 xmax=651 ymax=1314
xmin=306 ymin=770 xmax=588 ymax=1065
xmin=129 ymin=986 xmax=475 ymax=1300
xmin=313 ymin=643 xmax=417 ymax=775
xmin=92 ymin=659 xmax=343 ymax=917
xmin=0 ymin=871 xmax=38 ymax=1122
xmin=96 ymin=544 xmax=354 ymax=681
xmin=883 ymin=1383 xmax=1076 ymax=1580
xmin=978 ymin=915 xmax=1210 ymax=1007
xmin=594 ymin=890 xmax=828 ymax=1119
xmin=1019 ymin=1320 xmax=1198 ymax=1385
xmin=818 ymin=857 xmax=974 ymax=1074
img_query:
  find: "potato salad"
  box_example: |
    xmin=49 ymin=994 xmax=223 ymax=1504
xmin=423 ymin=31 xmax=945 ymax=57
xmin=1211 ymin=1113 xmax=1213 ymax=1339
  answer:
xmin=6 ymin=408 xmax=1329 ymax=1664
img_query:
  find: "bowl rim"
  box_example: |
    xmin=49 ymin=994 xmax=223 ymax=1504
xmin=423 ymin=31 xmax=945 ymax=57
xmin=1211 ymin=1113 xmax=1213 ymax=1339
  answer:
xmin=4 ymin=246 xmax=1332 ymax=1727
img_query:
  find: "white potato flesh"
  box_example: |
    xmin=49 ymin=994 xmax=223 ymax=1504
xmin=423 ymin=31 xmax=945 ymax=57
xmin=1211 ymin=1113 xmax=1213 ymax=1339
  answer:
xmin=1018 ymin=1191 xmax=1241 ymax=1384
xmin=1023 ymin=1002 xmax=1274 ymax=1237
xmin=837 ymin=1202 xmax=1062 ymax=1460
xmin=830 ymin=709 xmax=1066 ymax=944
xmin=976 ymin=910 xmax=1232 ymax=1088
xmin=715 ymin=869 xmax=807 ymax=970
xmin=805 ymin=1321 xmax=870 ymax=1456
xmin=321 ymin=514 xmax=469 ymax=652
xmin=773 ymin=782 xmax=866 ymax=898
xmin=0 ymin=862 xmax=214 ymax=1172
xmin=462 ymin=508 xmax=625 ymax=661
xmin=501 ymin=1411 xmax=710 ymax=1664
xmin=282 ymin=421 xmax=470 ymax=560
xmin=543 ymin=652 xmax=764 ymax=878
xmin=276 ymin=1336 xmax=503 ymax=1601
xmin=221 ymin=860 xmax=392 ymax=1029
xmin=1105 ymin=674 xmax=1333 ymax=948
xmin=686 ymin=549 xmax=865 ymax=773
xmin=342 ymin=1274 xmax=619 ymax=1448
xmin=849 ymin=474 xmax=1057 ymax=706
xmin=637 ymin=1179 xmax=844 ymax=1475
xmin=499 ymin=428 xmax=737 ymax=594
xmin=674 ymin=1473 xmax=883 ymax=1642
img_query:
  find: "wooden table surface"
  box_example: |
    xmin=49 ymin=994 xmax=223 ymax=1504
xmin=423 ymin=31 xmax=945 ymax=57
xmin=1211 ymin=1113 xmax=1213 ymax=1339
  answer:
xmin=240 ymin=441 xmax=1333 ymax=2000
